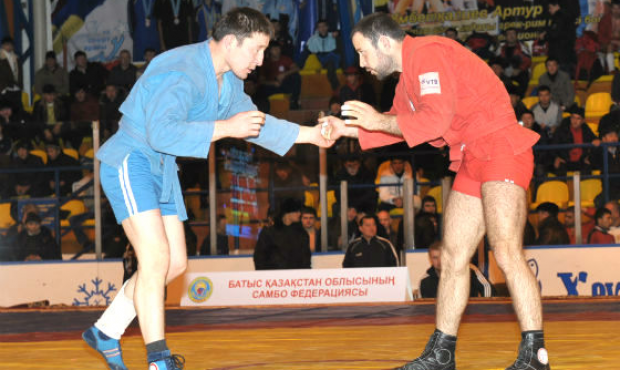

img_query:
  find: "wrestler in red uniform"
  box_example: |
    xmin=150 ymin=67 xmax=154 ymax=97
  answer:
xmin=321 ymin=13 xmax=550 ymax=370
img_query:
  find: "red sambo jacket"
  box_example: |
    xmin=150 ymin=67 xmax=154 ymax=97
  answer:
xmin=358 ymin=36 xmax=539 ymax=173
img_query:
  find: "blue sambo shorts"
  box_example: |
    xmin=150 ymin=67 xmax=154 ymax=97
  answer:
xmin=101 ymin=150 xmax=177 ymax=224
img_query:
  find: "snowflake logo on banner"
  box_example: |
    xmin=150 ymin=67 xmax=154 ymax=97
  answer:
xmin=73 ymin=278 xmax=117 ymax=306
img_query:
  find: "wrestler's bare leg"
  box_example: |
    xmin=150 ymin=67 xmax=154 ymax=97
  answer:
xmin=436 ymin=190 xmax=486 ymax=335
xmin=481 ymin=181 xmax=542 ymax=330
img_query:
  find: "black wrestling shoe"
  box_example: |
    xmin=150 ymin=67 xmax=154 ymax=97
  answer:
xmin=505 ymin=331 xmax=550 ymax=370
xmin=393 ymin=329 xmax=456 ymax=370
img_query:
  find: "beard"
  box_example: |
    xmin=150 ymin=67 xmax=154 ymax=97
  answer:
xmin=374 ymin=50 xmax=396 ymax=80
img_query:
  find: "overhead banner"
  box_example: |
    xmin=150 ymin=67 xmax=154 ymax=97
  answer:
xmin=181 ymin=267 xmax=413 ymax=306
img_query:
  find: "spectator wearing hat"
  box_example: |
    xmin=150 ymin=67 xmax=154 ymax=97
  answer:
xmin=551 ymin=105 xmax=600 ymax=176
xmin=35 ymin=51 xmax=69 ymax=97
xmin=10 ymin=140 xmax=45 ymax=197
xmin=591 ymin=125 xmax=620 ymax=200
xmin=32 ymin=84 xmax=68 ymax=144
xmin=44 ymin=141 xmax=81 ymax=196
xmin=253 ymin=198 xmax=311 ymax=270
xmin=15 ymin=212 xmax=61 ymax=261
xmin=536 ymin=202 xmax=570 ymax=245
xmin=258 ymin=41 xmax=301 ymax=109
xmin=339 ymin=66 xmax=376 ymax=107
xmin=0 ymin=37 xmax=22 ymax=111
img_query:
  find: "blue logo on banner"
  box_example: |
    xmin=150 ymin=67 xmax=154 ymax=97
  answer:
xmin=188 ymin=277 xmax=213 ymax=303
xmin=73 ymin=278 xmax=117 ymax=306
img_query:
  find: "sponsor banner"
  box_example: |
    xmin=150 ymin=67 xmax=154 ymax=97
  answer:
xmin=488 ymin=246 xmax=620 ymax=297
xmin=181 ymin=267 xmax=412 ymax=306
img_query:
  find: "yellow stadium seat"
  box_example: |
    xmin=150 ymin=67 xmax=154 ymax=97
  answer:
xmin=0 ymin=202 xmax=15 ymax=228
xmin=531 ymin=180 xmax=570 ymax=210
xmin=30 ymin=149 xmax=48 ymax=164
xmin=522 ymin=96 xmax=539 ymax=109
xmin=426 ymin=186 xmax=443 ymax=214
xmin=302 ymin=54 xmax=322 ymax=71
xmin=21 ymin=92 xmax=33 ymax=114
xmin=60 ymin=199 xmax=86 ymax=227
xmin=83 ymin=148 xmax=95 ymax=159
xmin=587 ymin=122 xmax=599 ymax=136
xmin=580 ymin=179 xmax=602 ymax=208
xmin=530 ymin=63 xmax=547 ymax=85
xmin=585 ymin=92 xmax=613 ymax=123
xmin=317 ymin=190 xmax=337 ymax=218
xmin=63 ymin=148 xmax=79 ymax=160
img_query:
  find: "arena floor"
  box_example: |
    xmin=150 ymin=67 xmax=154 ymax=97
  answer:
xmin=1 ymin=298 xmax=618 ymax=369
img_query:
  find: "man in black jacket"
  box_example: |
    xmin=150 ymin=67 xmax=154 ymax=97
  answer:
xmin=15 ymin=212 xmax=61 ymax=261
xmin=254 ymin=198 xmax=311 ymax=270
xmin=343 ymin=215 xmax=398 ymax=268
xmin=419 ymin=243 xmax=494 ymax=299
xmin=551 ymin=105 xmax=600 ymax=175
xmin=541 ymin=0 xmax=577 ymax=74
xmin=536 ymin=202 xmax=570 ymax=245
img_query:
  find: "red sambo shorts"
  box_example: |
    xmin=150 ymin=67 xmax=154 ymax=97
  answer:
xmin=452 ymin=132 xmax=534 ymax=199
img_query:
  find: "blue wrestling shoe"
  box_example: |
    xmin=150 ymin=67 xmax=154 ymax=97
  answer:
xmin=82 ymin=326 xmax=128 ymax=370
xmin=148 ymin=352 xmax=185 ymax=370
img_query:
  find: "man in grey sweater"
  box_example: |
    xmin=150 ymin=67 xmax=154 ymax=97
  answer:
xmin=538 ymin=57 xmax=575 ymax=110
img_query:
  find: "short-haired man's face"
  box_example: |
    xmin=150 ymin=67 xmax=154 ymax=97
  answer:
xmin=347 ymin=207 xmax=358 ymax=222
xmin=538 ymin=90 xmax=551 ymax=105
xmin=391 ymin=159 xmax=405 ymax=175
xmin=546 ymin=60 xmax=558 ymax=75
xmin=377 ymin=210 xmax=392 ymax=232
xmin=506 ymin=29 xmax=518 ymax=44
xmin=599 ymin=213 xmax=613 ymax=229
xmin=0 ymin=107 xmax=11 ymax=120
xmin=429 ymin=248 xmax=441 ymax=271
xmin=521 ymin=113 xmax=535 ymax=129
xmin=25 ymin=220 xmax=41 ymax=235
xmin=423 ymin=201 xmax=436 ymax=214
xmin=445 ymin=30 xmax=457 ymax=40
xmin=105 ymin=85 xmax=118 ymax=100
xmin=359 ymin=217 xmax=377 ymax=239
xmin=538 ymin=210 xmax=550 ymax=223
xmin=227 ymin=32 xmax=270 ymax=80
xmin=144 ymin=50 xmax=156 ymax=63
xmin=344 ymin=160 xmax=361 ymax=176
xmin=301 ymin=212 xmax=316 ymax=229
xmin=564 ymin=210 xmax=574 ymax=227
xmin=1 ymin=41 xmax=14 ymax=53
xmin=119 ymin=51 xmax=131 ymax=67
xmin=75 ymin=55 xmax=87 ymax=68
xmin=46 ymin=146 xmax=61 ymax=160
xmin=268 ymin=45 xmax=281 ymax=60
xmin=569 ymin=113 xmax=583 ymax=129
xmin=316 ymin=22 xmax=329 ymax=36
xmin=45 ymin=57 xmax=57 ymax=69
xmin=17 ymin=147 xmax=28 ymax=160
xmin=605 ymin=202 xmax=620 ymax=221
xmin=352 ymin=33 xmax=396 ymax=81
xmin=43 ymin=92 xmax=55 ymax=104
xmin=602 ymin=131 xmax=619 ymax=144
xmin=548 ymin=3 xmax=559 ymax=14
xmin=75 ymin=89 xmax=86 ymax=102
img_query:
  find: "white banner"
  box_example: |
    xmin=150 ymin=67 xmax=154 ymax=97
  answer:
xmin=180 ymin=267 xmax=412 ymax=306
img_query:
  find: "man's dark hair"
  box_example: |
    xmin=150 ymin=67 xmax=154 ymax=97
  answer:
xmin=213 ymin=7 xmax=272 ymax=42
xmin=422 ymin=195 xmax=437 ymax=206
xmin=445 ymin=27 xmax=457 ymax=35
xmin=594 ymin=207 xmax=612 ymax=224
xmin=143 ymin=47 xmax=156 ymax=56
xmin=548 ymin=0 xmax=559 ymax=6
xmin=74 ymin=50 xmax=86 ymax=60
xmin=301 ymin=206 xmax=317 ymax=217
xmin=537 ymin=85 xmax=551 ymax=94
xmin=45 ymin=51 xmax=56 ymax=60
xmin=351 ymin=13 xmax=405 ymax=47
xmin=1 ymin=36 xmax=13 ymax=45
xmin=536 ymin=202 xmax=559 ymax=218
xmin=359 ymin=215 xmax=376 ymax=226
xmin=545 ymin=56 xmax=558 ymax=65
xmin=520 ymin=109 xmax=534 ymax=119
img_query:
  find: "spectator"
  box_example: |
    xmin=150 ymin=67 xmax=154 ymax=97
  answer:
xmin=44 ymin=142 xmax=82 ymax=196
xmin=136 ymin=47 xmax=157 ymax=80
xmin=531 ymin=85 xmax=563 ymax=133
xmin=243 ymin=70 xmax=269 ymax=113
xmin=604 ymin=201 xmax=620 ymax=243
xmin=540 ymin=0 xmax=577 ymax=74
xmin=377 ymin=209 xmax=398 ymax=249
xmin=588 ymin=207 xmax=616 ymax=244
xmin=301 ymin=206 xmax=319 ymax=252
xmin=70 ymin=86 xmax=100 ymax=122
xmin=598 ymin=108 xmax=620 ymax=141
xmin=419 ymin=242 xmax=495 ymax=298
xmin=464 ymin=30 xmax=497 ymax=60
xmin=107 ymin=49 xmax=137 ymax=92
xmin=535 ymin=202 xmax=570 ymax=245
xmin=378 ymin=156 xmax=411 ymax=211
xmin=154 ymin=0 xmax=193 ymax=51
xmin=328 ymin=205 xmax=360 ymax=249
xmin=32 ymin=84 xmax=67 ymax=135
xmin=538 ymin=57 xmax=575 ymax=110
xmin=254 ymin=198 xmax=311 ymax=270
xmin=591 ymin=126 xmax=620 ymax=200
xmin=15 ymin=212 xmax=61 ymax=261
xmin=333 ymin=156 xmax=377 ymax=214
xmin=270 ymin=18 xmax=294 ymax=58
xmin=0 ymin=37 xmax=21 ymax=111
xmin=35 ymin=51 xmax=69 ymax=97
xmin=327 ymin=96 xmax=341 ymax=117
xmin=552 ymin=105 xmax=600 ymax=176
xmin=444 ymin=27 xmax=463 ymax=44
xmin=521 ymin=110 xmax=550 ymax=177
xmin=343 ymin=215 xmax=399 ymax=268
xmin=195 ymin=0 xmax=221 ymax=42
xmin=10 ymin=140 xmax=45 ymax=197
xmin=488 ymin=57 xmax=513 ymax=92
xmin=508 ymin=85 xmax=528 ymax=117
xmin=200 ymin=214 xmax=229 ymax=255
xmin=99 ymin=83 xmax=125 ymax=140
xmin=496 ymin=28 xmax=531 ymax=74
xmin=339 ymin=66 xmax=376 ymax=107
xmin=597 ymin=0 xmax=620 ymax=74
xmin=258 ymin=42 xmax=301 ymax=109
xmin=306 ymin=19 xmax=341 ymax=92
xmin=414 ymin=212 xmax=439 ymax=249
xmin=69 ymin=51 xmax=107 ymax=96
xmin=272 ymin=160 xmax=305 ymax=210
xmin=2 ymin=203 xmax=39 ymax=260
